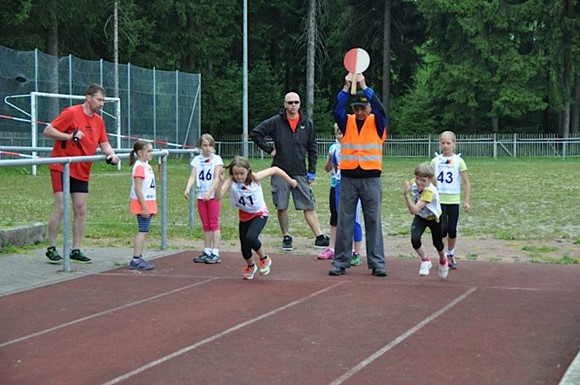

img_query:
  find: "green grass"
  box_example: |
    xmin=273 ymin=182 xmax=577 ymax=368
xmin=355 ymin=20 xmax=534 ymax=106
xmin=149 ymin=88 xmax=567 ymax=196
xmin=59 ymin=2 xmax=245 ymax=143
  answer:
xmin=1 ymin=157 xmax=579 ymax=250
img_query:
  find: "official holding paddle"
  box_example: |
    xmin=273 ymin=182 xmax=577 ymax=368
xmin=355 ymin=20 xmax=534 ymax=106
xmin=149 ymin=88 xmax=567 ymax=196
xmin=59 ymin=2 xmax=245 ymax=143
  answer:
xmin=329 ymin=69 xmax=388 ymax=277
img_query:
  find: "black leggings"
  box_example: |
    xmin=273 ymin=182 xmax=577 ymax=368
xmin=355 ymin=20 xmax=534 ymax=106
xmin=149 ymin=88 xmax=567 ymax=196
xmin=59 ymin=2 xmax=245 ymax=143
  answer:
xmin=411 ymin=215 xmax=444 ymax=252
xmin=239 ymin=216 xmax=268 ymax=260
xmin=441 ymin=204 xmax=460 ymax=239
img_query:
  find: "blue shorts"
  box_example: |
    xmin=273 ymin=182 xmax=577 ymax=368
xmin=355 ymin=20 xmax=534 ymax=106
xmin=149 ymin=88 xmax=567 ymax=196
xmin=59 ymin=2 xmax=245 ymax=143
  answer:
xmin=137 ymin=215 xmax=153 ymax=233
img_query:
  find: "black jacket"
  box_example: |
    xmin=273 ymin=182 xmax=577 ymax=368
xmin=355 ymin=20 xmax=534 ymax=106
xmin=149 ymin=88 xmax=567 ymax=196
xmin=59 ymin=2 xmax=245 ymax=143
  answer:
xmin=250 ymin=108 xmax=317 ymax=176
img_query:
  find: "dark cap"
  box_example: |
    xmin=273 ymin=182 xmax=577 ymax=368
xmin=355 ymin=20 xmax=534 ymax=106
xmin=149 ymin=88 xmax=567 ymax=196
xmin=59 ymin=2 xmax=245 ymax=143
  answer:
xmin=350 ymin=90 xmax=369 ymax=106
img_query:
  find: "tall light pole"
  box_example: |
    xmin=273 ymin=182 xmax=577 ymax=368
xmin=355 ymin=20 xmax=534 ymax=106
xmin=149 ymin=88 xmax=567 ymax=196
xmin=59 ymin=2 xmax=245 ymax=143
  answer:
xmin=242 ymin=0 xmax=248 ymax=158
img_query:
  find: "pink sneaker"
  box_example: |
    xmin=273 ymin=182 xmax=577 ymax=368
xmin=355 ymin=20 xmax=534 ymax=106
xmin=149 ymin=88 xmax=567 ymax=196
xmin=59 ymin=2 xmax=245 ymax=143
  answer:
xmin=318 ymin=248 xmax=334 ymax=260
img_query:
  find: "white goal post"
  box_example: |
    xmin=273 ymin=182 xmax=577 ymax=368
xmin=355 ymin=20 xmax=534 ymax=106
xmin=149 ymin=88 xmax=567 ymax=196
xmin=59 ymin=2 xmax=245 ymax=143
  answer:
xmin=30 ymin=91 xmax=121 ymax=175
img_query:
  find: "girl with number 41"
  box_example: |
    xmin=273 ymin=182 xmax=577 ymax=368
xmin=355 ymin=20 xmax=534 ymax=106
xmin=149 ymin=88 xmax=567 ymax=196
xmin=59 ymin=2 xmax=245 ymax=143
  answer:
xmin=215 ymin=156 xmax=297 ymax=280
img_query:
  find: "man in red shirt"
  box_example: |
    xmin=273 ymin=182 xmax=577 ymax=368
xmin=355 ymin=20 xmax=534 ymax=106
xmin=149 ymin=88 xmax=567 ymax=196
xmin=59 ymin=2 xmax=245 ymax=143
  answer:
xmin=43 ymin=83 xmax=119 ymax=264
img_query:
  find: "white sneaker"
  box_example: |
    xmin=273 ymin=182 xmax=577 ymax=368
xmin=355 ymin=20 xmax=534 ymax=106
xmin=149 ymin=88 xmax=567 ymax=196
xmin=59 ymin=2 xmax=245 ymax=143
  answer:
xmin=419 ymin=260 xmax=432 ymax=276
xmin=438 ymin=261 xmax=449 ymax=279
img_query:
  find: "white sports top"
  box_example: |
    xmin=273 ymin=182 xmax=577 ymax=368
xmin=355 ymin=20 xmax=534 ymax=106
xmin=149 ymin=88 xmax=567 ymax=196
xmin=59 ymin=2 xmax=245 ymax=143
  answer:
xmin=230 ymin=180 xmax=268 ymax=221
xmin=410 ymin=182 xmax=441 ymax=220
xmin=190 ymin=153 xmax=224 ymax=199
xmin=432 ymin=154 xmax=465 ymax=195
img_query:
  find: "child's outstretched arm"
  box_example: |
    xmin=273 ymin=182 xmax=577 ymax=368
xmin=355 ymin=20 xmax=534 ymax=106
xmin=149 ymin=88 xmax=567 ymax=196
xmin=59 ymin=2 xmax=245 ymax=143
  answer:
xmin=214 ymin=169 xmax=231 ymax=200
xmin=403 ymin=181 xmax=425 ymax=215
xmin=255 ymin=166 xmax=298 ymax=188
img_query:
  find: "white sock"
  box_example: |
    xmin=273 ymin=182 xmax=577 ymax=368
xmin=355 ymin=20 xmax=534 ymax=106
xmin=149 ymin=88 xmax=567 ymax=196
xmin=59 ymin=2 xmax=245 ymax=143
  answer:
xmin=212 ymin=248 xmax=219 ymax=257
xmin=447 ymin=248 xmax=454 ymax=256
xmin=204 ymin=248 xmax=212 ymax=256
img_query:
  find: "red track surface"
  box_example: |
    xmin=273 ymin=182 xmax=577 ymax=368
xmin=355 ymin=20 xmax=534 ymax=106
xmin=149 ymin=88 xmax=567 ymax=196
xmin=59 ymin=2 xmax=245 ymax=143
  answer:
xmin=1 ymin=251 xmax=579 ymax=385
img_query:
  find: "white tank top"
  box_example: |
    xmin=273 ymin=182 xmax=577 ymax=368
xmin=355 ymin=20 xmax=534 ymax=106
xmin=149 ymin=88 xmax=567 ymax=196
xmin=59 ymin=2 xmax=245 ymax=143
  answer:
xmin=433 ymin=154 xmax=462 ymax=195
xmin=230 ymin=180 xmax=267 ymax=214
xmin=190 ymin=153 xmax=224 ymax=199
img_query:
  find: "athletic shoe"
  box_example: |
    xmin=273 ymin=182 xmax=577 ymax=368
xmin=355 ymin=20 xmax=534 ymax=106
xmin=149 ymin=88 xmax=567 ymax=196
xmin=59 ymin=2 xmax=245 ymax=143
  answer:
xmin=372 ymin=268 xmax=387 ymax=277
xmin=45 ymin=247 xmax=63 ymax=264
xmin=70 ymin=249 xmax=91 ymax=264
xmin=129 ymin=257 xmax=154 ymax=270
xmin=205 ymin=254 xmax=221 ymax=264
xmin=193 ymin=253 xmax=209 ymax=263
xmin=329 ymin=265 xmax=346 ymax=276
xmin=419 ymin=260 xmax=432 ymax=276
xmin=350 ymin=252 xmax=362 ymax=266
xmin=242 ymin=263 xmax=258 ymax=280
xmin=438 ymin=260 xmax=449 ymax=279
xmin=259 ymin=255 xmax=272 ymax=276
xmin=447 ymin=254 xmax=458 ymax=269
xmin=282 ymin=235 xmax=293 ymax=251
xmin=318 ymin=248 xmax=334 ymax=260
xmin=314 ymin=234 xmax=330 ymax=248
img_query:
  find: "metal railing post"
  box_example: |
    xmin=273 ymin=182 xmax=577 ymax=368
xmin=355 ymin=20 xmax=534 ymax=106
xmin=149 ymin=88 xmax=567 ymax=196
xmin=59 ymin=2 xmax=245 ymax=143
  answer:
xmin=160 ymin=152 xmax=168 ymax=250
xmin=62 ymin=161 xmax=71 ymax=273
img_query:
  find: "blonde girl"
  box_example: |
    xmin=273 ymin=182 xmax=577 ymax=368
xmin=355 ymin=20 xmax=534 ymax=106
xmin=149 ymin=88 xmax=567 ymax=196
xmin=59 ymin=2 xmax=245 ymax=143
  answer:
xmin=129 ymin=140 xmax=157 ymax=270
xmin=430 ymin=131 xmax=471 ymax=269
xmin=184 ymin=134 xmax=224 ymax=264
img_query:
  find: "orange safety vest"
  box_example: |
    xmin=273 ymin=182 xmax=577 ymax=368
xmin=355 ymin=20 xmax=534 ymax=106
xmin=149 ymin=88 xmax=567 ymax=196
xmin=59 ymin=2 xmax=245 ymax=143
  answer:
xmin=341 ymin=114 xmax=385 ymax=171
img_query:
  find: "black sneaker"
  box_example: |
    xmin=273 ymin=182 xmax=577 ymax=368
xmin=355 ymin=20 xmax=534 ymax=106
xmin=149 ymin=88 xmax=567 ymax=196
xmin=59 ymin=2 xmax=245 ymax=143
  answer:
xmin=329 ymin=265 xmax=346 ymax=276
xmin=45 ymin=247 xmax=63 ymax=264
xmin=315 ymin=234 xmax=330 ymax=248
xmin=205 ymin=254 xmax=221 ymax=264
xmin=70 ymin=249 xmax=92 ymax=264
xmin=193 ymin=253 xmax=209 ymax=263
xmin=372 ymin=267 xmax=387 ymax=277
xmin=282 ymin=235 xmax=293 ymax=251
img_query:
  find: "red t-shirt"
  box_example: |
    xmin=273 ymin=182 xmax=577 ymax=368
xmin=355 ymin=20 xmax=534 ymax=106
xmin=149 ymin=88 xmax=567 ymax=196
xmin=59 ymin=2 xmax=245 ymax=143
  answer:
xmin=48 ymin=104 xmax=108 ymax=181
xmin=288 ymin=115 xmax=299 ymax=132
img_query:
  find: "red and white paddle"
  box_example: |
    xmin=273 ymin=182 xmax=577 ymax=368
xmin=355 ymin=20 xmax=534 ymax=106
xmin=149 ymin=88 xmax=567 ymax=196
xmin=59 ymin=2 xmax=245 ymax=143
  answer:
xmin=343 ymin=48 xmax=370 ymax=94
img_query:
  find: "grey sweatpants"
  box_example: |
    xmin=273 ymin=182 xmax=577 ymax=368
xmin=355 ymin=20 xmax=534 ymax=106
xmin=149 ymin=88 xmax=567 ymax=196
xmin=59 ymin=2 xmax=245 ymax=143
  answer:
xmin=333 ymin=176 xmax=386 ymax=270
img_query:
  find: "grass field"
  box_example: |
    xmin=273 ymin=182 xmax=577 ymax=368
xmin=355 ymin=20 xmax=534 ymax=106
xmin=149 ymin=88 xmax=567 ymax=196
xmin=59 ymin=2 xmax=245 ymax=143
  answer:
xmin=0 ymin=157 xmax=579 ymax=254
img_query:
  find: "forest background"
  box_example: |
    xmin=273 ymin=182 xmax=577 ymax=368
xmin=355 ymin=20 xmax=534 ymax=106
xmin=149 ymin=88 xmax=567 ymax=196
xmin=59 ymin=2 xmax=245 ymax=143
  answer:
xmin=0 ymin=0 xmax=578 ymax=139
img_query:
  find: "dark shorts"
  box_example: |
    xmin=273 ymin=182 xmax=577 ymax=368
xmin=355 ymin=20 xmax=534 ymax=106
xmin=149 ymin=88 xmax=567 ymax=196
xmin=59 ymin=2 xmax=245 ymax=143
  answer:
xmin=51 ymin=170 xmax=89 ymax=193
xmin=137 ymin=215 xmax=153 ymax=233
xmin=271 ymin=174 xmax=315 ymax=211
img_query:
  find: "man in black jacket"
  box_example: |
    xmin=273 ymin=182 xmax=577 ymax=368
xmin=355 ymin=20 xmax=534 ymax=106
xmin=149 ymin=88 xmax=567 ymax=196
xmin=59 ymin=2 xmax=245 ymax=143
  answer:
xmin=251 ymin=92 xmax=329 ymax=251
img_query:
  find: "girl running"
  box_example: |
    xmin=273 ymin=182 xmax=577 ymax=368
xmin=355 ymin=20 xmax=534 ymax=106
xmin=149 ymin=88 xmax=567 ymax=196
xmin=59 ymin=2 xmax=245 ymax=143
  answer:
xmin=215 ymin=156 xmax=297 ymax=280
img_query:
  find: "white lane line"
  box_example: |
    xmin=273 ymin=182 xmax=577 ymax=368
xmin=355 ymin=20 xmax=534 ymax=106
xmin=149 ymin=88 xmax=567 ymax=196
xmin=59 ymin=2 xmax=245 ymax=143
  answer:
xmin=0 ymin=278 xmax=218 ymax=348
xmin=329 ymin=286 xmax=478 ymax=385
xmin=102 ymin=281 xmax=346 ymax=385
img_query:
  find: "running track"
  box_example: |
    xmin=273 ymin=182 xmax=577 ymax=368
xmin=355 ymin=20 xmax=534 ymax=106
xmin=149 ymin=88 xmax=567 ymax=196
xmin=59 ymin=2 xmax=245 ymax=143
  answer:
xmin=1 ymin=251 xmax=579 ymax=385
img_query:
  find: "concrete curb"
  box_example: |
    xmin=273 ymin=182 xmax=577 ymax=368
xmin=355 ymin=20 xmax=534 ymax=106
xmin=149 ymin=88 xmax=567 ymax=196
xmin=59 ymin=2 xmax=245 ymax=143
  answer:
xmin=0 ymin=223 xmax=45 ymax=248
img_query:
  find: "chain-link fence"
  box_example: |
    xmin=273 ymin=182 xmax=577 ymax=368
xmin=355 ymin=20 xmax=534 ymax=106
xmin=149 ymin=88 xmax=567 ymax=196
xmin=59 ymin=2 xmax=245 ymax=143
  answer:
xmin=0 ymin=45 xmax=201 ymax=150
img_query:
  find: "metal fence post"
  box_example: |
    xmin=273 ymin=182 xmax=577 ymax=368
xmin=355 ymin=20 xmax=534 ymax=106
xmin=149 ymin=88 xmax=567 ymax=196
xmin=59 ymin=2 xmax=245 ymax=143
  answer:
xmin=62 ymin=161 xmax=71 ymax=273
xmin=160 ymin=152 xmax=168 ymax=250
xmin=188 ymin=151 xmax=196 ymax=229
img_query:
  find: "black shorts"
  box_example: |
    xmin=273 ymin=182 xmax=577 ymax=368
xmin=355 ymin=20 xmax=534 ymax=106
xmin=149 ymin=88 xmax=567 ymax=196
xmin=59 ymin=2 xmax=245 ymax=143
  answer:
xmin=51 ymin=170 xmax=89 ymax=193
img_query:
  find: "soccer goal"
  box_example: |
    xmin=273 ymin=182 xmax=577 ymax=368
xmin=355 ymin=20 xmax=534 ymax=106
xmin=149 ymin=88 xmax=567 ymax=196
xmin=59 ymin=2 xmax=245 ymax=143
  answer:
xmin=5 ymin=91 xmax=121 ymax=175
